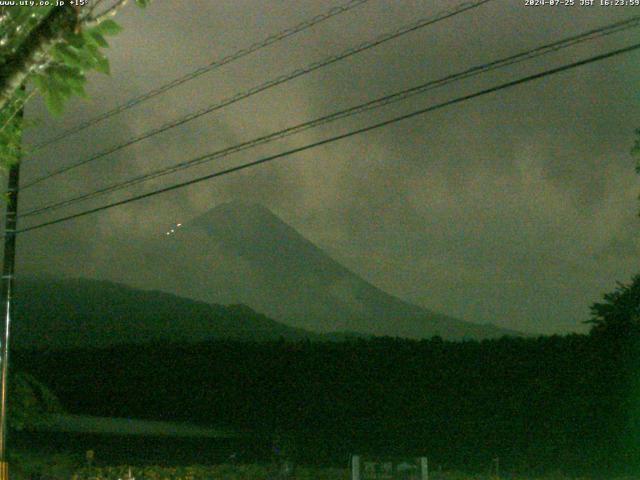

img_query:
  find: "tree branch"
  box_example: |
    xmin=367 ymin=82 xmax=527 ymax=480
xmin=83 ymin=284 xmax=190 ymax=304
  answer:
xmin=86 ymin=0 xmax=129 ymax=26
xmin=0 ymin=89 xmax=36 ymax=134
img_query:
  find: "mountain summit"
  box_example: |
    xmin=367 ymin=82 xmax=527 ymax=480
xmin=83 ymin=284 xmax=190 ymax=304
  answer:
xmin=166 ymin=201 xmax=517 ymax=340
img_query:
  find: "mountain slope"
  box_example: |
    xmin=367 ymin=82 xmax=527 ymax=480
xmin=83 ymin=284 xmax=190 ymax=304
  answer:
xmin=161 ymin=201 xmax=518 ymax=340
xmin=12 ymin=277 xmax=322 ymax=349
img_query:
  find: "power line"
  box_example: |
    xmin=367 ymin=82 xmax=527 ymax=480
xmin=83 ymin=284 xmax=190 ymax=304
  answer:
xmin=30 ymin=0 xmax=372 ymax=151
xmin=20 ymin=0 xmax=493 ymax=190
xmin=23 ymin=0 xmax=491 ymax=188
xmin=15 ymin=41 xmax=640 ymax=235
xmin=20 ymin=14 xmax=640 ymax=219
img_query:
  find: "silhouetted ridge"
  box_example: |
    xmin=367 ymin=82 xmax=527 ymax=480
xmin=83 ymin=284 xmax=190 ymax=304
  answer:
xmin=12 ymin=277 xmax=323 ymax=349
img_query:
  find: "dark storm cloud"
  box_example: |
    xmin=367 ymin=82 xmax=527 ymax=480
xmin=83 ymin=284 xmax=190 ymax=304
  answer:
xmin=16 ymin=0 xmax=640 ymax=334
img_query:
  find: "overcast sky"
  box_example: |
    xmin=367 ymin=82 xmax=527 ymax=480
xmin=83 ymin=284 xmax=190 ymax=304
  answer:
xmin=13 ymin=0 xmax=640 ymax=334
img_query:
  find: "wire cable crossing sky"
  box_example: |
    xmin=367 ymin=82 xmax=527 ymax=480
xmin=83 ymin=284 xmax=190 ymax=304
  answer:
xmin=19 ymin=13 xmax=640 ymax=219
xmin=17 ymin=41 xmax=640 ymax=235
xmin=19 ymin=0 xmax=494 ymax=191
xmin=29 ymin=0 xmax=373 ymax=152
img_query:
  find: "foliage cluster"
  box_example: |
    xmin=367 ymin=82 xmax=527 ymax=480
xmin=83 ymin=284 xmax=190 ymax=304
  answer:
xmin=0 ymin=1 xmax=150 ymax=169
xmin=28 ymin=17 xmax=121 ymax=114
xmin=7 ymin=451 xmax=79 ymax=480
xmin=588 ymin=274 xmax=640 ymax=337
xmin=8 ymin=370 xmax=62 ymax=431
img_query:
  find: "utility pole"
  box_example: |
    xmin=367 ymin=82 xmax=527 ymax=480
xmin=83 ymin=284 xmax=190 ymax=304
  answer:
xmin=0 ymin=96 xmax=23 ymax=480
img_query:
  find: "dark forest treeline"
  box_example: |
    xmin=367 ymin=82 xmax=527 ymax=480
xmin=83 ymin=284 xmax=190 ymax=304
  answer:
xmin=13 ymin=327 xmax=640 ymax=476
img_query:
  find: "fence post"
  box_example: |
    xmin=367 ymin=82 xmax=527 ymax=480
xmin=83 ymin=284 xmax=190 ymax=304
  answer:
xmin=420 ymin=457 xmax=428 ymax=480
xmin=351 ymin=455 xmax=361 ymax=480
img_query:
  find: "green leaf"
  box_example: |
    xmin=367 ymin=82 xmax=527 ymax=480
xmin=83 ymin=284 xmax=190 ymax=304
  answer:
xmin=135 ymin=0 xmax=150 ymax=7
xmin=53 ymin=44 xmax=86 ymax=69
xmin=45 ymin=91 xmax=65 ymax=116
xmin=95 ymin=54 xmax=110 ymax=75
xmin=63 ymin=32 xmax=84 ymax=49
xmin=89 ymin=30 xmax=109 ymax=48
xmin=51 ymin=64 xmax=81 ymax=79
xmin=83 ymin=25 xmax=110 ymax=49
xmin=75 ymin=47 xmax=101 ymax=69
xmin=48 ymin=74 xmax=72 ymax=98
xmin=62 ymin=68 xmax=87 ymax=90
xmin=81 ymin=43 xmax=110 ymax=74
xmin=98 ymin=19 xmax=123 ymax=36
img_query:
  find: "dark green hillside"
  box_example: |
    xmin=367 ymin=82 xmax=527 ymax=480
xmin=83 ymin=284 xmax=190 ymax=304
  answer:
xmin=12 ymin=277 xmax=320 ymax=348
